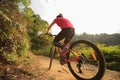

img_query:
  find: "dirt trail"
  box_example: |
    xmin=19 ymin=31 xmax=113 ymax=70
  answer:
xmin=30 ymin=53 xmax=120 ymax=80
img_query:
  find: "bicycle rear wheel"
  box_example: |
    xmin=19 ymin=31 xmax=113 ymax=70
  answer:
xmin=67 ymin=40 xmax=105 ymax=80
xmin=48 ymin=46 xmax=56 ymax=70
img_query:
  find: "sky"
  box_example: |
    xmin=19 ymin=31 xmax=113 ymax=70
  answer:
xmin=30 ymin=0 xmax=120 ymax=34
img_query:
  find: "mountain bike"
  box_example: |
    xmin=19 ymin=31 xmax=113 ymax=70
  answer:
xmin=47 ymin=34 xmax=105 ymax=80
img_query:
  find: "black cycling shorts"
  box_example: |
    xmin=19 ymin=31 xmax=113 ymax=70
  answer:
xmin=53 ymin=28 xmax=75 ymax=48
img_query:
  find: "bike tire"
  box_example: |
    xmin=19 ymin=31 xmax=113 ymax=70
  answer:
xmin=67 ymin=40 xmax=106 ymax=80
xmin=48 ymin=46 xmax=56 ymax=70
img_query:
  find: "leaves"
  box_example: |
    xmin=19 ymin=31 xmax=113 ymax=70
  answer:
xmin=0 ymin=1 xmax=31 ymax=64
xmin=98 ymin=44 xmax=120 ymax=71
xmin=22 ymin=0 xmax=31 ymax=6
xmin=0 ymin=10 xmax=12 ymax=23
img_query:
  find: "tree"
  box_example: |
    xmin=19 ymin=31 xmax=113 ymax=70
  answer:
xmin=0 ymin=0 xmax=31 ymax=64
xmin=72 ymin=33 xmax=120 ymax=45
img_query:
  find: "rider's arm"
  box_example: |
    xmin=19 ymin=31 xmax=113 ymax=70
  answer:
xmin=46 ymin=21 xmax=55 ymax=34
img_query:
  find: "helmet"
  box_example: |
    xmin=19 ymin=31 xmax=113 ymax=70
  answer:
xmin=56 ymin=13 xmax=63 ymax=17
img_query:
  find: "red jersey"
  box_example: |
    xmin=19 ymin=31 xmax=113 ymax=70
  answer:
xmin=53 ymin=17 xmax=74 ymax=29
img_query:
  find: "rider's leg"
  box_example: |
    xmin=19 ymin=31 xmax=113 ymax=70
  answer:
xmin=53 ymin=28 xmax=75 ymax=50
xmin=53 ymin=30 xmax=65 ymax=49
xmin=64 ymin=28 xmax=75 ymax=45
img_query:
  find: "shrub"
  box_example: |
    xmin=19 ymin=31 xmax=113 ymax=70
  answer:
xmin=106 ymin=62 xmax=120 ymax=71
xmin=98 ymin=44 xmax=120 ymax=71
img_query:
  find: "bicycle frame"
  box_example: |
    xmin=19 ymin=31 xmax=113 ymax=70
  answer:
xmin=56 ymin=45 xmax=82 ymax=63
xmin=56 ymin=44 xmax=97 ymax=64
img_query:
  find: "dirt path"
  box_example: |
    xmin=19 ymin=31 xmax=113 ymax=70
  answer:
xmin=30 ymin=54 xmax=120 ymax=80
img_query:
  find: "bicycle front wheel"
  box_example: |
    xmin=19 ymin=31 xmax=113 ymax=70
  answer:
xmin=48 ymin=46 xmax=56 ymax=70
xmin=67 ymin=40 xmax=105 ymax=80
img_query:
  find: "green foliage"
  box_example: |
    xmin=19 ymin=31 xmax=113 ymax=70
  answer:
xmin=72 ymin=33 xmax=120 ymax=45
xmin=106 ymin=62 xmax=120 ymax=71
xmin=27 ymin=14 xmax=48 ymax=38
xmin=4 ymin=0 xmax=31 ymax=7
xmin=98 ymin=44 xmax=120 ymax=62
xmin=98 ymin=44 xmax=120 ymax=71
xmin=0 ymin=10 xmax=12 ymax=23
xmin=26 ymin=13 xmax=49 ymax=53
xmin=22 ymin=0 xmax=31 ymax=6
xmin=0 ymin=2 xmax=30 ymax=64
xmin=23 ymin=7 xmax=34 ymax=18
xmin=31 ymin=34 xmax=53 ymax=55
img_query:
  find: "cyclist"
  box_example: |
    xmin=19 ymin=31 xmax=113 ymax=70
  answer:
xmin=46 ymin=13 xmax=75 ymax=52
